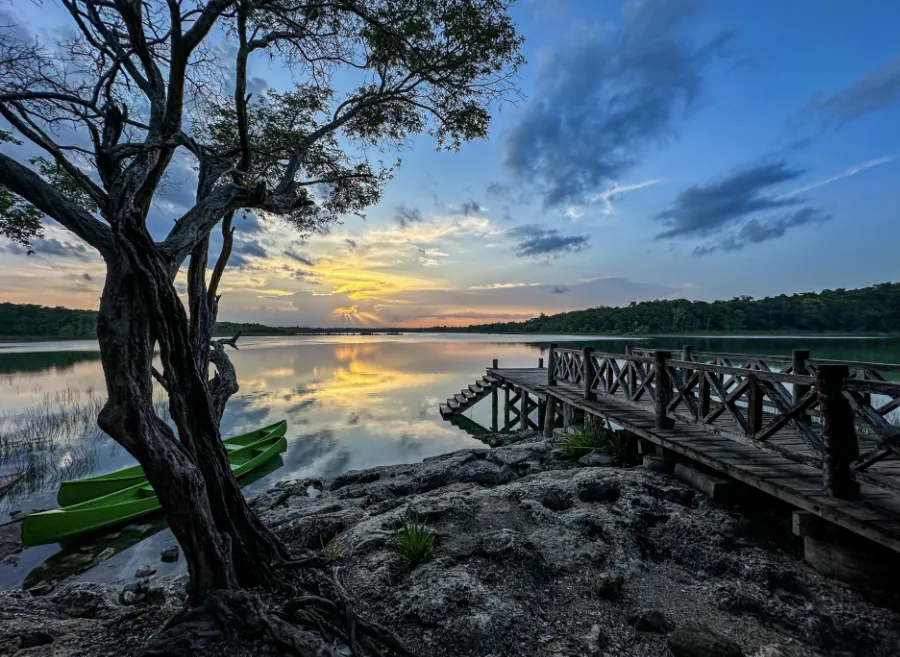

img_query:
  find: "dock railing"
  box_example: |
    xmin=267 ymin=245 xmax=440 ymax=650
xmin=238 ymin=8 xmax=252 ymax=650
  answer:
xmin=548 ymin=345 xmax=900 ymax=499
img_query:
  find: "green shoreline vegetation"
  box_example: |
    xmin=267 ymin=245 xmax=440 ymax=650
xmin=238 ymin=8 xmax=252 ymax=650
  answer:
xmin=1 ymin=281 xmax=898 ymax=340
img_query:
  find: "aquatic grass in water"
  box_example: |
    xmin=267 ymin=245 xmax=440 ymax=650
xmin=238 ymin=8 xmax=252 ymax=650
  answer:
xmin=392 ymin=516 xmax=435 ymax=565
xmin=0 ymin=388 xmax=171 ymax=506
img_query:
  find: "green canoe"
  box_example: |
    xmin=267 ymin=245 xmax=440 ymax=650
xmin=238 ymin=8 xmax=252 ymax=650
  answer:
xmin=22 ymin=432 xmax=287 ymax=546
xmin=56 ymin=420 xmax=287 ymax=506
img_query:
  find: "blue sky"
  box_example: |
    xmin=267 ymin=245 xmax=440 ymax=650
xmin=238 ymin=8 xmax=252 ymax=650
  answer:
xmin=1 ymin=0 xmax=899 ymax=327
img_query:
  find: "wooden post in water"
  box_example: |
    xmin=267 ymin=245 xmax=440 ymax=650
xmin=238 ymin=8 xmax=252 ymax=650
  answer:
xmin=543 ymin=396 xmax=557 ymax=437
xmin=504 ymin=384 xmax=510 ymax=428
xmin=491 ymin=359 xmax=499 ymax=431
xmin=538 ymin=357 xmax=544 ymax=368
xmin=547 ymin=344 xmax=557 ymax=386
xmin=583 ymin=346 xmax=596 ymax=401
xmin=792 ymin=349 xmax=811 ymax=423
xmin=492 ymin=358 xmax=498 ymax=369
xmin=817 ymin=364 xmax=860 ymax=499
xmin=654 ymin=350 xmax=674 ymax=430
xmin=747 ymin=373 xmax=763 ymax=437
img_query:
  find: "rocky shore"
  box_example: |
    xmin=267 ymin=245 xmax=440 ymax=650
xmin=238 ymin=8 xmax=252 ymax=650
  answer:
xmin=3 ymin=430 xmax=900 ymax=656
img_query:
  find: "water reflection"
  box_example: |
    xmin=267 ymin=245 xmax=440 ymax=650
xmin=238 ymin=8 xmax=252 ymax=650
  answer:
xmin=3 ymin=332 xmax=900 ymax=590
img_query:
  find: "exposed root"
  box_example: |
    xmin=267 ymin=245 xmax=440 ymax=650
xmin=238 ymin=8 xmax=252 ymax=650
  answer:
xmin=140 ymin=566 xmax=417 ymax=657
xmin=282 ymin=567 xmax=419 ymax=657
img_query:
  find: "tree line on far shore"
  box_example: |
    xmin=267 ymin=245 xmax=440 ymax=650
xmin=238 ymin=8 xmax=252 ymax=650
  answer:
xmin=446 ymin=282 xmax=900 ymax=335
xmin=4 ymin=282 xmax=898 ymax=339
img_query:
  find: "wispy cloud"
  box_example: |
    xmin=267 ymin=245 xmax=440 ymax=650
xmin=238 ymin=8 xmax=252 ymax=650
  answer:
xmin=802 ymin=55 xmax=900 ymax=129
xmin=507 ymin=224 xmax=591 ymax=258
xmin=778 ymin=156 xmax=895 ymax=198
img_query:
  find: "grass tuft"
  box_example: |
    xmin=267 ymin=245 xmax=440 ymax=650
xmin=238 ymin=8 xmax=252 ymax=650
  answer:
xmin=320 ymin=535 xmax=341 ymax=561
xmin=392 ymin=516 xmax=435 ymax=566
xmin=559 ymin=424 xmax=628 ymax=463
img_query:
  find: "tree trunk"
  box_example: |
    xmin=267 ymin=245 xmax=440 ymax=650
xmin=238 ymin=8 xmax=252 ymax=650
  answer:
xmin=96 ymin=259 xmax=238 ymax=604
xmin=96 ymin=234 xmax=291 ymax=602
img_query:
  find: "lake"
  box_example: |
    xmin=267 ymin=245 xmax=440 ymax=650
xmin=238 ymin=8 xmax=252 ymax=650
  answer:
xmin=2 ymin=332 xmax=900 ymax=590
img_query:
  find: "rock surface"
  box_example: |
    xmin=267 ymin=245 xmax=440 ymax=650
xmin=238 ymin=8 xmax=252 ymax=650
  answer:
xmin=3 ymin=430 xmax=900 ymax=656
xmin=160 ymin=546 xmax=179 ymax=563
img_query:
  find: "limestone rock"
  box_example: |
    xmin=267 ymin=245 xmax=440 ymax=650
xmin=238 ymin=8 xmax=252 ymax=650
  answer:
xmin=577 ymin=451 xmax=617 ymax=467
xmin=135 ymin=565 xmax=157 ymax=578
xmin=629 ymin=609 xmax=675 ymax=634
xmin=160 ymin=546 xmax=179 ymax=562
xmin=669 ymin=624 xmax=744 ymax=657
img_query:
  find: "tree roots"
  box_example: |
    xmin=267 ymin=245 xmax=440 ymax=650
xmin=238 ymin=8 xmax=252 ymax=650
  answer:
xmin=141 ymin=565 xmax=418 ymax=657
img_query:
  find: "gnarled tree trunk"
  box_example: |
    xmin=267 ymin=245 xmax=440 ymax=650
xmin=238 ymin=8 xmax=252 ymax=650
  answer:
xmin=96 ymin=229 xmax=290 ymax=603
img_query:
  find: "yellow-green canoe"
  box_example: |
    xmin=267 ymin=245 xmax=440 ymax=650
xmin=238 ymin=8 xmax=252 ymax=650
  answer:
xmin=22 ymin=431 xmax=287 ymax=546
xmin=56 ymin=420 xmax=287 ymax=506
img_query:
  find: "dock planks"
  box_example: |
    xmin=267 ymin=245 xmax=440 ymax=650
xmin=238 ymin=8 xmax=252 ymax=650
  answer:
xmin=488 ymin=367 xmax=900 ymax=555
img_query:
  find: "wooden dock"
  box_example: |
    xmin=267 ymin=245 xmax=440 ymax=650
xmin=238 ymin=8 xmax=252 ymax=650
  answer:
xmin=441 ymin=346 xmax=900 ymax=555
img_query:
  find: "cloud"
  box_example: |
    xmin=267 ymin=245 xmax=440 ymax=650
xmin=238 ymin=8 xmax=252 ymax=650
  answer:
xmin=802 ymin=55 xmax=900 ymax=129
xmin=550 ymin=286 xmax=570 ymax=294
xmin=503 ymin=0 xmax=732 ymax=208
xmin=238 ymin=214 xmax=265 ymax=233
xmin=4 ymin=237 xmax=91 ymax=259
xmin=508 ymin=224 xmax=590 ymax=258
xmin=655 ymin=162 xmax=805 ymax=240
xmin=395 ymin=204 xmax=424 ymax=229
xmin=82 ymin=272 xmax=92 ymax=281
xmin=468 ymin=282 xmax=540 ymax=290
xmin=234 ymin=239 xmax=268 ymax=258
xmin=486 ymin=183 xmax=512 ymax=198
xmin=458 ymin=200 xmax=483 ymax=215
xmin=693 ymin=207 xmax=832 ymax=256
xmin=284 ymin=248 xmax=315 ymax=266
xmin=345 ymin=238 xmax=358 ymax=250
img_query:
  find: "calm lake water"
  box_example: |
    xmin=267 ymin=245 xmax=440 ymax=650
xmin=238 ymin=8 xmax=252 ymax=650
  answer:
xmin=1 ymin=332 xmax=899 ymax=590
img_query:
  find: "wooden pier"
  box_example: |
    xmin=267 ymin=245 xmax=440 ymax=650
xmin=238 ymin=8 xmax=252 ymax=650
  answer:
xmin=441 ymin=345 xmax=900 ymax=556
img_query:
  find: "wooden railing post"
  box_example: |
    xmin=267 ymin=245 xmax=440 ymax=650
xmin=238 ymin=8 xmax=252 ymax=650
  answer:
xmin=654 ymin=350 xmax=674 ymax=430
xmin=816 ymin=364 xmax=860 ymax=499
xmin=624 ymin=344 xmax=633 ymax=396
xmin=521 ymin=390 xmax=529 ymax=428
xmin=547 ymin=344 xmax=557 ymax=386
xmin=699 ymin=371 xmax=711 ymax=418
xmin=747 ymin=373 xmax=763 ymax=437
xmin=792 ymin=350 xmax=811 ymax=423
xmin=682 ymin=344 xmax=694 ymax=402
xmin=605 ymin=357 xmax=614 ymax=394
xmin=583 ymin=346 xmax=596 ymax=401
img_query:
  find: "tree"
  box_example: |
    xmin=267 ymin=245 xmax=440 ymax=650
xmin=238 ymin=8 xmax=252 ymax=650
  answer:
xmin=0 ymin=0 xmax=521 ymax=646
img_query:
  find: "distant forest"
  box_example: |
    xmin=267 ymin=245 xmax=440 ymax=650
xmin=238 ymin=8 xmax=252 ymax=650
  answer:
xmin=0 ymin=304 xmax=390 ymax=339
xmin=2 ymin=282 xmax=898 ymax=338
xmin=450 ymin=282 xmax=900 ymax=335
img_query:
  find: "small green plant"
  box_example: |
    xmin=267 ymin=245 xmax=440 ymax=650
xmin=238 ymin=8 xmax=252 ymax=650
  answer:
xmin=559 ymin=425 xmax=628 ymax=463
xmin=392 ymin=516 xmax=435 ymax=565
xmin=320 ymin=535 xmax=341 ymax=561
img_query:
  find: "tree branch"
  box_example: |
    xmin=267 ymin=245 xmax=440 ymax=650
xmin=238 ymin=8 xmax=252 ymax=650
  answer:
xmin=0 ymin=152 xmax=113 ymax=255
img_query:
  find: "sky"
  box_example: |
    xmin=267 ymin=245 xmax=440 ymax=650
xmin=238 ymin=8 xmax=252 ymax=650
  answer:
xmin=1 ymin=0 xmax=899 ymax=328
